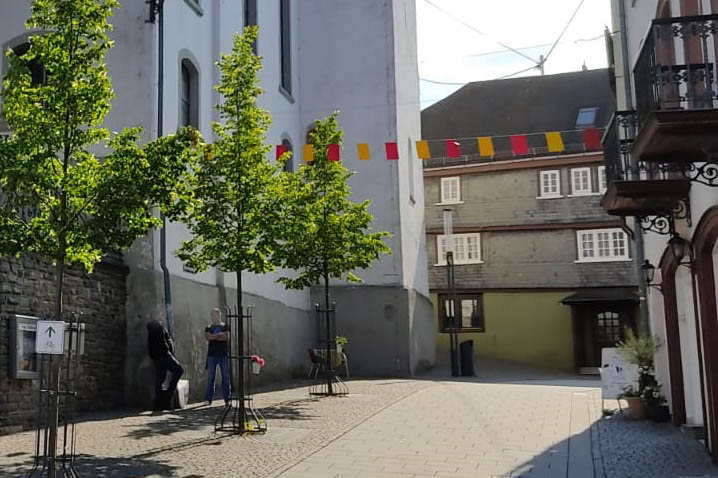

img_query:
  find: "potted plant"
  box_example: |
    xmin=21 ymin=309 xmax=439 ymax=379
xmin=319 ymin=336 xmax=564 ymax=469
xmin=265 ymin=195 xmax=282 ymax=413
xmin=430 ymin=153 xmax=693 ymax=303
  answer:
xmin=335 ymin=336 xmax=348 ymax=355
xmin=619 ymin=385 xmax=646 ymax=420
xmin=250 ymin=355 xmax=265 ymax=375
xmin=617 ymin=329 xmax=662 ymax=420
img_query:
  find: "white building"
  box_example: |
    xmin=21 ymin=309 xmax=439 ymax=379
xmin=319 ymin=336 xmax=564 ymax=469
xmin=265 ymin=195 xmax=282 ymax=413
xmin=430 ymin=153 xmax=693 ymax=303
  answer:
xmin=0 ymin=0 xmax=434 ymax=406
xmin=606 ymin=0 xmax=718 ymax=461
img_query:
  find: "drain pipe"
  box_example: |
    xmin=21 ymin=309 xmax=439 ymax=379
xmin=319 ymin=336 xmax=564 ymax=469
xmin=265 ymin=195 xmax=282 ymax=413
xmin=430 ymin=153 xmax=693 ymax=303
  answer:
xmin=618 ymin=0 xmax=649 ymax=333
xmin=152 ymin=0 xmax=174 ymax=337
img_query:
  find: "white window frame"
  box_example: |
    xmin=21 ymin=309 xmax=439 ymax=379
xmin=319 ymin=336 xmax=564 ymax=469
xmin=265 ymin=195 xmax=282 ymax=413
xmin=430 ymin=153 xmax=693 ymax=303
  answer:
xmin=576 ymin=228 xmax=630 ymax=262
xmin=598 ymin=166 xmax=607 ymax=194
xmin=436 ymin=233 xmax=482 ymax=265
xmin=539 ymin=170 xmax=561 ymax=198
xmin=571 ymin=167 xmax=592 ymax=196
xmin=440 ymin=177 xmax=462 ymax=204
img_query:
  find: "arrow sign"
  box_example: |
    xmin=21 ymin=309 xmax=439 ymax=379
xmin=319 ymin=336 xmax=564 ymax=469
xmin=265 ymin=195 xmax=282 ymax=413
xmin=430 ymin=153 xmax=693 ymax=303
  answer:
xmin=36 ymin=321 xmax=65 ymax=355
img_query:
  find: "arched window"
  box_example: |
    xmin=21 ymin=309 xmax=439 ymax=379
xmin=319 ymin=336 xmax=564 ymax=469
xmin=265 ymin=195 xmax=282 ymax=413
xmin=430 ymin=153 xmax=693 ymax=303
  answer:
xmin=282 ymin=138 xmax=293 ymax=172
xmin=179 ymin=59 xmax=199 ymax=128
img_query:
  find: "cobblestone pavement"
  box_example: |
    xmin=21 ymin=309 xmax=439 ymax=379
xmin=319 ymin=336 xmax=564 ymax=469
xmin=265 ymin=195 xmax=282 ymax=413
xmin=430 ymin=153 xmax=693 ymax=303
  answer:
xmin=1 ymin=372 xmax=717 ymax=478
xmin=0 ymin=379 xmax=429 ymax=478
xmin=279 ymin=378 xmax=601 ymax=478
xmin=595 ymin=410 xmax=718 ymax=478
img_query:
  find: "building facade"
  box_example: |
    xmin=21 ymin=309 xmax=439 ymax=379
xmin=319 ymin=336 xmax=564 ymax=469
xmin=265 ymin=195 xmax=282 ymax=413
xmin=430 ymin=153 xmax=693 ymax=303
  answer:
xmin=422 ymin=70 xmax=638 ymax=373
xmin=0 ymin=0 xmax=434 ymax=415
xmin=605 ymin=0 xmax=718 ymax=460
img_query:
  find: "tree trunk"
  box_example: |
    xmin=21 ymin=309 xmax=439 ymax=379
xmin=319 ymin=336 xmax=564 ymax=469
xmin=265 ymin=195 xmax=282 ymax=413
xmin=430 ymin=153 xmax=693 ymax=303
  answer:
xmin=236 ymin=270 xmax=245 ymax=427
xmin=47 ymin=232 xmax=66 ymax=478
xmin=324 ymin=272 xmax=332 ymax=395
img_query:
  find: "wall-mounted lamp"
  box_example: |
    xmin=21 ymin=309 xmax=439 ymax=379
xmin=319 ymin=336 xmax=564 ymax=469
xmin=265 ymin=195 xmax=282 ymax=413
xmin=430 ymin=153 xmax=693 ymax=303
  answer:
xmin=641 ymin=260 xmax=662 ymax=292
xmin=668 ymin=233 xmax=692 ymax=266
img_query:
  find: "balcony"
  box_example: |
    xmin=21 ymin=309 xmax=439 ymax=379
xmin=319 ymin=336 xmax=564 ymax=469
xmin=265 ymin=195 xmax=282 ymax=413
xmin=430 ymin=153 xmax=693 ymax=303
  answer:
xmin=632 ymin=14 xmax=718 ymax=163
xmin=601 ymin=111 xmax=691 ymax=223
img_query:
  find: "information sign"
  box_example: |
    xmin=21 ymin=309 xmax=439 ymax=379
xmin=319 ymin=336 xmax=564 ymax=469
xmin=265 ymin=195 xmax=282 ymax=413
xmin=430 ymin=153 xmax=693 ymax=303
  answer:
xmin=36 ymin=321 xmax=66 ymax=355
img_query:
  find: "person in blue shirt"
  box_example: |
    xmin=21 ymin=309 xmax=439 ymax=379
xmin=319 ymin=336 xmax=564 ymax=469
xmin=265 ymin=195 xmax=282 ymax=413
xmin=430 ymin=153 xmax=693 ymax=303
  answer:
xmin=205 ymin=308 xmax=231 ymax=405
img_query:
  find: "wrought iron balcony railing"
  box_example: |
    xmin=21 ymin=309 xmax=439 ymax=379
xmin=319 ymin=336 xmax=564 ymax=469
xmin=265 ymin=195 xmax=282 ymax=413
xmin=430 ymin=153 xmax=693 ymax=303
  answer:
xmin=603 ymin=111 xmax=637 ymax=182
xmin=634 ymin=14 xmax=718 ymax=129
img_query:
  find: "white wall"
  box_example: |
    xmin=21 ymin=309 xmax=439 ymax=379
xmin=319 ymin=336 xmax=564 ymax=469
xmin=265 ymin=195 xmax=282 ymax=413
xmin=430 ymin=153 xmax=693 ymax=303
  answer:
xmin=297 ymin=0 xmax=429 ymax=294
xmin=675 ymin=265 xmax=704 ymax=425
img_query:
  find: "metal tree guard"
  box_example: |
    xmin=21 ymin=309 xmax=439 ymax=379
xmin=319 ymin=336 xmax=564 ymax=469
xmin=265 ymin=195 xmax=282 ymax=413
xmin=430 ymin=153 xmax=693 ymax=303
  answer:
xmin=310 ymin=303 xmax=348 ymax=396
xmin=215 ymin=306 xmax=266 ymax=434
xmin=443 ymin=208 xmax=460 ymax=377
xmin=28 ymin=313 xmax=85 ymax=478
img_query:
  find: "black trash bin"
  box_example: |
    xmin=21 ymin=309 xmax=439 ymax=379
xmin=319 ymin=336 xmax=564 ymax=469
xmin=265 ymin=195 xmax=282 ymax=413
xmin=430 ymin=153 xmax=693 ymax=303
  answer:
xmin=459 ymin=340 xmax=475 ymax=377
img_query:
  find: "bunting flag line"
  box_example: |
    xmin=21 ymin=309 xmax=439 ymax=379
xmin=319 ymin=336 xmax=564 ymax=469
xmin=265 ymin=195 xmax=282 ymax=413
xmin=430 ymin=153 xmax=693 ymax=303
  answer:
xmin=416 ymin=140 xmax=430 ymax=159
xmin=583 ymin=128 xmax=602 ymax=151
xmin=303 ymin=144 xmax=314 ymax=163
xmin=511 ymin=135 xmax=529 ymax=156
xmin=446 ymin=140 xmax=461 ymax=159
xmin=478 ymin=137 xmax=494 ymax=157
xmin=545 ymin=132 xmax=565 ymax=153
xmin=279 ymin=127 xmax=606 ymax=163
xmin=357 ymin=143 xmax=371 ymax=161
xmin=328 ymin=143 xmax=340 ymax=162
xmin=385 ymin=142 xmax=399 ymax=160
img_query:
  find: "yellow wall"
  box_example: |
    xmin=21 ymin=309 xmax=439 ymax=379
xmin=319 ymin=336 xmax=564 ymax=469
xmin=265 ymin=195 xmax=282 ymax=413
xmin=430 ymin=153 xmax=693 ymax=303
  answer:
xmin=433 ymin=291 xmax=575 ymax=372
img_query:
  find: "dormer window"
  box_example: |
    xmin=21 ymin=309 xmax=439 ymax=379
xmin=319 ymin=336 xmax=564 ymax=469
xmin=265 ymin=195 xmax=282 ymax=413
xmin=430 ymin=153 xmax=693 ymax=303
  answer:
xmin=576 ymin=107 xmax=599 ymax=128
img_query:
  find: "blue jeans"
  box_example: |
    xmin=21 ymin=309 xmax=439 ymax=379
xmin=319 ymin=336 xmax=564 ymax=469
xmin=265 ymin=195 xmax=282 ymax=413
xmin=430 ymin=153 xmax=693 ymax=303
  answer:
xmin=206 ymin=355 xmax=230 ymax=402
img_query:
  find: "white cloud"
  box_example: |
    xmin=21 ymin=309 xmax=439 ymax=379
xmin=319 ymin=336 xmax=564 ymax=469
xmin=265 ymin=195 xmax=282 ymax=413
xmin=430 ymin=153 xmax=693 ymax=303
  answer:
xmin=418 ymin=0 xmax=613 ymax=107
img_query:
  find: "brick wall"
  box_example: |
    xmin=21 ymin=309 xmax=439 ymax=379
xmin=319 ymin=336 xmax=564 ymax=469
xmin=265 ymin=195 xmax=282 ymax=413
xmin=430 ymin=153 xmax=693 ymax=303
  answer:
xmin=0 ymin=255 xmax=128 ymax=434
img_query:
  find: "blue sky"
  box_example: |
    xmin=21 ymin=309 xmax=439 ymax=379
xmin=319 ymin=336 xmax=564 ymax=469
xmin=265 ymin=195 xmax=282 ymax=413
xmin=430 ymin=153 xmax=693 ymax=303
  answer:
xmin=417 ymin=0 xmax=613 ymax=108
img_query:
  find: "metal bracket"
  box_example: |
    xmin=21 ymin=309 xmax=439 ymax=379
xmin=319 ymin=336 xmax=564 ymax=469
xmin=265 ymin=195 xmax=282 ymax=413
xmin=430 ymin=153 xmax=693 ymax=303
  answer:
xmin=147 ymin=0 xmax=165 ymax=23
xmin=638 ymin=213 xmax=675 ymax=235
xmin=637 ymin=196 xmax=691 ymax=235
xmin=659 ymin=157 xmax=718 ymax=187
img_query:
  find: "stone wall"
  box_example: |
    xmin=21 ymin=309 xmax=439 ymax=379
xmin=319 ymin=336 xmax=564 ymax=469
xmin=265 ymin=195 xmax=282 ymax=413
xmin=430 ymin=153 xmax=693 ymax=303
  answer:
xmin=0 ymin=255 xmax=128 ymax=434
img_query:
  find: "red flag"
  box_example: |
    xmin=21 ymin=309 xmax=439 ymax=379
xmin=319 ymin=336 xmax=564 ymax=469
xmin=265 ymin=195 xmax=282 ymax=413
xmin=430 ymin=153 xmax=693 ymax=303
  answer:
xmin=385 ymin=142 xmax=399 ymax=160
xmin=276 ymin=144 xmax=287 ymax=161
xmin=511 ymin=135 xmax=530 ymax=156
xmin=446 ymin=140 xmax=461 ymax=158
xmin=583 ymin=128 xmax=602 ymax=151
xmin=328 ymin=143 xmax=340 ymax=161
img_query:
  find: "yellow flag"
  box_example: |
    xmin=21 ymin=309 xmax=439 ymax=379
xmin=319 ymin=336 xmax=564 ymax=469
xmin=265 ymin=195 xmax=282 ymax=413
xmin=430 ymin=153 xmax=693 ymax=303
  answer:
xmin=357 ymin=143 xmax=371 ymax=161
xmin=415 ymin=140 xmax=430 ymax=160
xmin=545 ymin=132 xmax=565 ymax=153
xmin=478 ymin=137 xmax=494 ymax=157
xmin=303 ymin=144 xmax=314 ymax=163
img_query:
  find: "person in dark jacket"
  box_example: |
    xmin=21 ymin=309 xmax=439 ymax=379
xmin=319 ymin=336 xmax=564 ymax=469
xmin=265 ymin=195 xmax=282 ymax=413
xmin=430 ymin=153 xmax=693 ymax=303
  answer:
xmin=146 ymin=320 xmax=184 ymax=410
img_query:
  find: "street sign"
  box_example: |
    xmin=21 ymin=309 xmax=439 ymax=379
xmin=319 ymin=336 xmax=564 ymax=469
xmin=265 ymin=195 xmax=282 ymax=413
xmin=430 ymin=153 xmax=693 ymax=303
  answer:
xmin=36 ymin=321 xmax=66 ymax=355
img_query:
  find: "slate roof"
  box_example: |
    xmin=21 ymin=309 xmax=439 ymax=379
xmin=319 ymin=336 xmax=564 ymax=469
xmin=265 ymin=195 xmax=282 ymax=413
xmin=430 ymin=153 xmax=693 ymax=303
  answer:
xmin=421 ymin=69 xmax=616 ymax=140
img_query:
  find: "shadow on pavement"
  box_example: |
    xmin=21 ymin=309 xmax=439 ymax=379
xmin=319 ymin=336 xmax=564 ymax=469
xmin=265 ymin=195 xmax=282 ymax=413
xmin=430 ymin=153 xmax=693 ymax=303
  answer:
xmin=3 ymin=453 xmax=180 ymax=478
xmin=258 ymin=398 xmax=320 ymax=421
xmin=122 ymin=405 xmax=220 ymax=440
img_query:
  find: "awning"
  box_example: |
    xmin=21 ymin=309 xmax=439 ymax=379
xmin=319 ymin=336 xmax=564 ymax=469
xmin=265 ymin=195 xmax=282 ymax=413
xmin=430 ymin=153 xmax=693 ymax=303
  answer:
xmin=561 ymin=288 xmax=639 ymax=305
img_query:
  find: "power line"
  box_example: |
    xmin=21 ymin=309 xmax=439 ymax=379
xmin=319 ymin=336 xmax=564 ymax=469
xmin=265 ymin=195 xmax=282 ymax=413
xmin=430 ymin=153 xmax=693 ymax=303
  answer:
xmin=419 ymin=64 xmax=540 ymax=88
xmin=543 ymin=0 xmax=587 ymax=64
xmin=422 ymin=0 xmax=540 ymax=66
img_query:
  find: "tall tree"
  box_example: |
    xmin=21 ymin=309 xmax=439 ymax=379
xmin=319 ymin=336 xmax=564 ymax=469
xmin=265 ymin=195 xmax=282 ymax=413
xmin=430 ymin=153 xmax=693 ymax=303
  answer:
xmin=0 ymin=1 xmax=197 ymax=471
xmin=172 ymin=26 xmax=282 ymax=312
xmin=0 ymin=0 xmax=197 ymax=320
xmin=275 ymin=112 xmax=391 ymax=313
xmin=169 ymin=27 xmax=284 ymax=426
